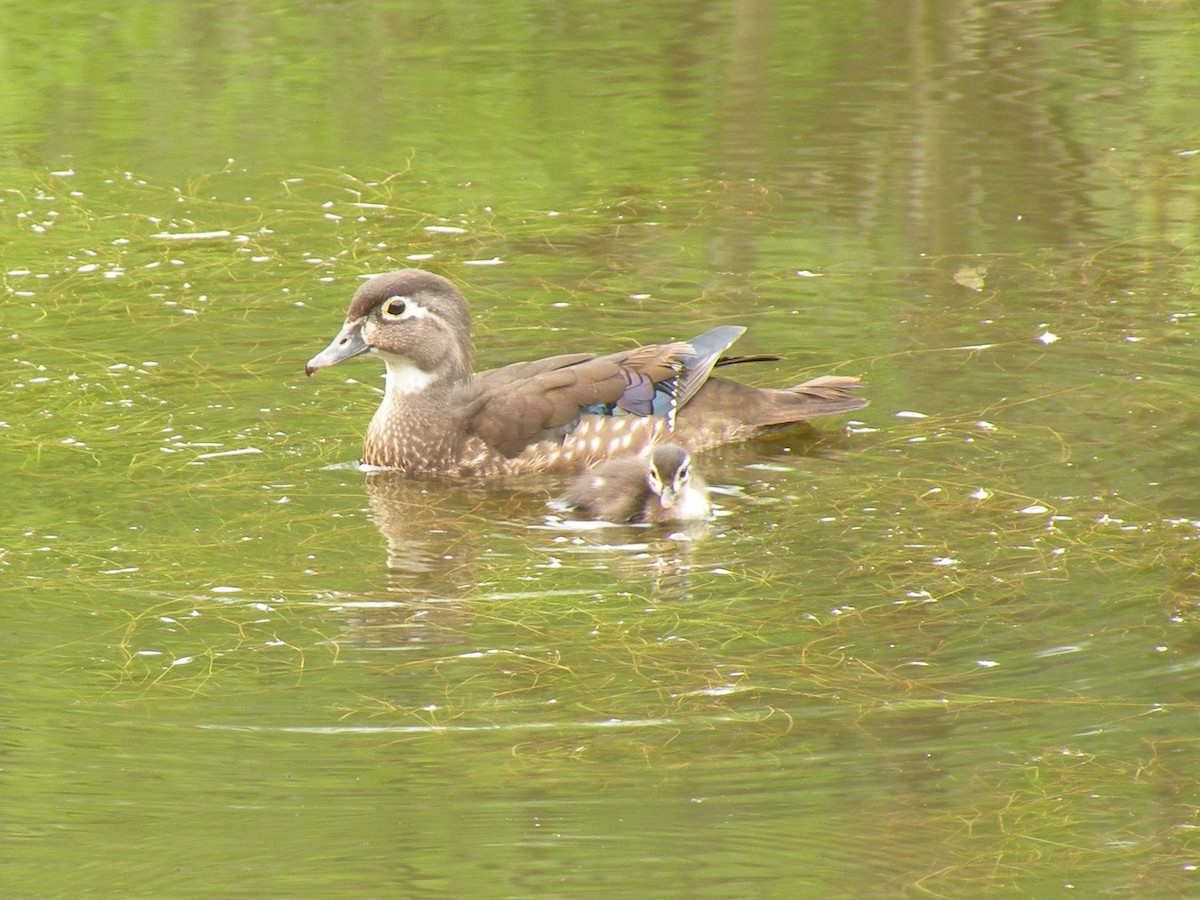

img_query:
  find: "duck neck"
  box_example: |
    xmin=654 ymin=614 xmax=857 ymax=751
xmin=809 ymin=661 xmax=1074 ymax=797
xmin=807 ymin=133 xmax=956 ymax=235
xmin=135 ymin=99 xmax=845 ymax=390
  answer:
xmin=362 ymin=356 xmax=469 ymax=472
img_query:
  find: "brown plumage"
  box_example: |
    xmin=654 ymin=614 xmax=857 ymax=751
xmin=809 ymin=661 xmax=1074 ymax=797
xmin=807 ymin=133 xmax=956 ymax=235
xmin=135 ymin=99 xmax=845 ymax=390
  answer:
xmin=561 ymin=444 xmax=712 ymax=524
xmin=305 ymin=269 xmax=866 ymax=476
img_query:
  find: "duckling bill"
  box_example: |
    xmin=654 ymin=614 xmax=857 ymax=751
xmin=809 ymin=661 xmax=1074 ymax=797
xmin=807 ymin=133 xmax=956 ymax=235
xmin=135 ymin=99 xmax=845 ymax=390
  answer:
xmin=306 ymin=269 xmax=866 ymax=476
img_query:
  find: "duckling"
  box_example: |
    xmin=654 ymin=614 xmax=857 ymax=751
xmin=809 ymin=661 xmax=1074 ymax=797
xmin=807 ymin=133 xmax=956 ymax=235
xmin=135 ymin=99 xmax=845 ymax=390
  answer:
xmin=561 ymin=443 xmax=711 ymax=524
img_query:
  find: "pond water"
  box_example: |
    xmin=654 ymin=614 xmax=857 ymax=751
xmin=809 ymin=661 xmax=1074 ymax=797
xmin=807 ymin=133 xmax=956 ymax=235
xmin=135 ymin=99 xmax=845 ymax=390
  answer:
xmin=3 ymin=1 xmax=1199 ymax=895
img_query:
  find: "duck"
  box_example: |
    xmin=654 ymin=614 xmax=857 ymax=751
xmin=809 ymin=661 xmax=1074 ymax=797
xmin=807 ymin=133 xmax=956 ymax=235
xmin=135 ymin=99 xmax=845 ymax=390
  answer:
xmin=560 ymin=443 xmax=712 ymax=524
xmin=305 ymin=269 xmax=865 ymax=476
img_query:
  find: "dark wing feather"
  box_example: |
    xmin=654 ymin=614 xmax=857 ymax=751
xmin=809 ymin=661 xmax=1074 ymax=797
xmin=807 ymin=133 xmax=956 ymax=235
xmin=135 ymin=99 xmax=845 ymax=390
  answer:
xmin=466 ymin=343 xmax=689 ymax=458
xmin=714 ymin=353 xmax=781 ymax=367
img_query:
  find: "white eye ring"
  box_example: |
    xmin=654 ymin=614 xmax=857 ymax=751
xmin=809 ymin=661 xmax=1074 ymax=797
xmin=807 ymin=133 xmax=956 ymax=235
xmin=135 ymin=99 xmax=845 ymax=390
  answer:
xmin=381 ymin=296 xmax=409 ymax=319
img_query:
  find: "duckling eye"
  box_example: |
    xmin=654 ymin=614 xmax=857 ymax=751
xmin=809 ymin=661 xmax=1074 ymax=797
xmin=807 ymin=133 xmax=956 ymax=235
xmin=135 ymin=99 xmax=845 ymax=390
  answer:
xmin=382 ymin=296 xmax=408 ymax=319
xmin=676 ymin=465 xmax=690 ymax=485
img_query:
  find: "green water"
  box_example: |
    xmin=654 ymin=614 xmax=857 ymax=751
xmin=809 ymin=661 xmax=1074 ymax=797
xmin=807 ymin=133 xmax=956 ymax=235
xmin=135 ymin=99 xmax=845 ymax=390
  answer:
xmin=3 ymin=1 xmax=1199 ymax=895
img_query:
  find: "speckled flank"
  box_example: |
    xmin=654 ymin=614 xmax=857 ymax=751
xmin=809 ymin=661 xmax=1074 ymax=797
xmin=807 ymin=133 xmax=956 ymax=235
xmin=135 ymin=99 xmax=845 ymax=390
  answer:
xmin=513 ymin=414 xmax=668 ymax=475
xmin=447 ymin=415 xmax=668 ymax=477
xmin=365 ymin=409 xmax=662 ymax=477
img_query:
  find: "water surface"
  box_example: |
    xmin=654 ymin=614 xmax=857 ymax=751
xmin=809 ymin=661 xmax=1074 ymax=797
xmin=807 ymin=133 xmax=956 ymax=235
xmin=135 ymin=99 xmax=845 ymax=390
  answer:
xmin=3 ymin=1 xmax=1199 ymax=895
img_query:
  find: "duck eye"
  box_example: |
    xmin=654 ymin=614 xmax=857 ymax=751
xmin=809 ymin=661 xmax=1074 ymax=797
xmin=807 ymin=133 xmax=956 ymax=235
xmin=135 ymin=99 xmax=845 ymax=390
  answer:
xmin=677 ymin=465 xmax=689 ymax=484
xmin=382 ymin=297 xmax=408 ymax=318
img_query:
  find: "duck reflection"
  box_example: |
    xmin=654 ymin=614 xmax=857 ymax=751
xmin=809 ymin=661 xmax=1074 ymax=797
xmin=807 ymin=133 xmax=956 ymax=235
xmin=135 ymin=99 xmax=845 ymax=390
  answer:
xmin=362 ymin=470 xmax=540 ymax=589
xmin=329 ymin=472 xmax=539 ymax=650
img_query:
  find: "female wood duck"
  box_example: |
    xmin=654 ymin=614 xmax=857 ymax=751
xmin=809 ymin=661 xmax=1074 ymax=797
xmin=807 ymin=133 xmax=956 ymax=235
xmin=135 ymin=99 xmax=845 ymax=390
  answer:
xmin=305 ymin=269 xmax=866 ymax=476
xmin=561 ymin=444 xmax=712 ymax=524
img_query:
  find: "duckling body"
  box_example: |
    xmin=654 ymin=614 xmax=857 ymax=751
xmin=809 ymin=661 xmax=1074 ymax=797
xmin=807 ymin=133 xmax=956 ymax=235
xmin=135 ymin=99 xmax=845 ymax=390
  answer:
xmin=306 ymin=269 xmax=865 ymax=476
xmin=562 ymin=444 xmax=712 ymax=524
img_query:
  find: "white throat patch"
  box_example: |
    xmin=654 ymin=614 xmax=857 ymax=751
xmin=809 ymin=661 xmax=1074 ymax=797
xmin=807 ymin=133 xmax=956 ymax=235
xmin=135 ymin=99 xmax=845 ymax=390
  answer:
xmin=383 ymin=355 xmax=436 ymax=395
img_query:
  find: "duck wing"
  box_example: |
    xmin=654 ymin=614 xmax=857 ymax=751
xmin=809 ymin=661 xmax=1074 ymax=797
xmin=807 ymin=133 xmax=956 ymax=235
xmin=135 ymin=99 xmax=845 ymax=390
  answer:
xmin=467 ymin=342 xmax=689 ymax=458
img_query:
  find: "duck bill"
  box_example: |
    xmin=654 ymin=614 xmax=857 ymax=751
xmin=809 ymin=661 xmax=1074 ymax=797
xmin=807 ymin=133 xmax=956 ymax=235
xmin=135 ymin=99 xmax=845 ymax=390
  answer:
xmin=306 ymin=319 xmax=369 ymax=375
xmin=658 ymin=487 xmax=677 ymax=510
